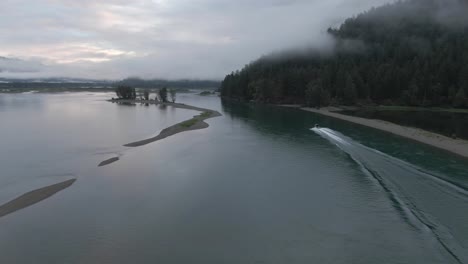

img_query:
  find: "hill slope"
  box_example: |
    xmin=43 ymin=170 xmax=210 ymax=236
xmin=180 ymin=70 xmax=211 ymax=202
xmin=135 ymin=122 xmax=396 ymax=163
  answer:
xmin=220 ymin=0 xmax=468 ymax=108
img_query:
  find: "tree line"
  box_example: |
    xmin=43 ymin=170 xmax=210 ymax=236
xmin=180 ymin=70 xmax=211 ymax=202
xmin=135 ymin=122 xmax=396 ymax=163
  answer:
xmin=115 ymin=86 xmax=176 ymax=103
xmin=220 ymin=0 xmax=468 ymax=108
xmin=115 ymin=78 xmax=220 ymax=90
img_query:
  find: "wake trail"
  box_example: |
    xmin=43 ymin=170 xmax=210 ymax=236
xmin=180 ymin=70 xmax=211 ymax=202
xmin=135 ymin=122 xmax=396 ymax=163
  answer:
xmin=312 ymin=127 xmax=468 ymax=264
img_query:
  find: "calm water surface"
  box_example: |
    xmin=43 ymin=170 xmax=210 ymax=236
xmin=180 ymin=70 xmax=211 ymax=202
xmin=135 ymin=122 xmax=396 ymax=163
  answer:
xmin=0 ymin=92 xmax=195 ymax=204
xmin=0 ymin=92 xmax=467 ymax=263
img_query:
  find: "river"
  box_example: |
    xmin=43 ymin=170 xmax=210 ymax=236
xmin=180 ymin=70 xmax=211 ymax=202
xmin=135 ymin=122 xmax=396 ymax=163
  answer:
xmin=0 ymin=92 xmax=467 ymax=263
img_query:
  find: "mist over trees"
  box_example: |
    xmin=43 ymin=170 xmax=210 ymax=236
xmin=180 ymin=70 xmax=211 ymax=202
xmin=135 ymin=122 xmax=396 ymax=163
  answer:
xmin=220 ymin=0 xmax=468 ymax=108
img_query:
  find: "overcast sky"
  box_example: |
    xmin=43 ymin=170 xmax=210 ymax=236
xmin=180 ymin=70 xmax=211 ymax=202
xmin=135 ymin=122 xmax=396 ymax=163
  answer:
xmin=0 ymin=0 xmax=392 ymax=80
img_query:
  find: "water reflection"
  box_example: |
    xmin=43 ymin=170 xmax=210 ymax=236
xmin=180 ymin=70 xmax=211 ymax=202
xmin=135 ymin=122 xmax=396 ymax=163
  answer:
xmin=0 ymin=93 xmax=45 ymax=111
xmin=0 ymin=92 xmax=197 ymax=205
xmin=221 ymin=98 xmax=468 ymax=262
xmin=112 ymin=101 xmax=136 ymax=106
xmin=220 ymin=99 xmax=468 ymax=188
xmin=0 ymin=94 xmax=466 ymax=264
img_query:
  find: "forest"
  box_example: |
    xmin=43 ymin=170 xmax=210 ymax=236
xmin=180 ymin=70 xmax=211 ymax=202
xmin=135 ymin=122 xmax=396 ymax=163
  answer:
xmin=220 ymin=0 xmax=468 ymax=108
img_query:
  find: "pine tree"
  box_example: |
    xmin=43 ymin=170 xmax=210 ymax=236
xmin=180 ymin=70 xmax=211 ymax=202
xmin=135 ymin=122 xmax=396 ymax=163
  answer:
xmin=343 ymin=75 xmax=357 ymax=105
xmin=453 ymin=87 xmax=466 ymax=108
xmin=305 ymin=80 xmax=323 ymax=107
xmin=159 ymin=87 xmax=168 ymax=103
xmin=219 ymin=0 xmax=468 ymax=107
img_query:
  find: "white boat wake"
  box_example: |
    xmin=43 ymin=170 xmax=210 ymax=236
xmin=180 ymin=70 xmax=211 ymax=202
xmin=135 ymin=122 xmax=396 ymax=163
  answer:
xmin=311 ymin=127 xmax=468 ymax=264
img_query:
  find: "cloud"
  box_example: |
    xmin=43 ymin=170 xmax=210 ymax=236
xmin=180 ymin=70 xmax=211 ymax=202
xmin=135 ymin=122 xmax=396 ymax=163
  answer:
xmin=0 ymin=57 xmax=44 ymax=73
xmin=0 ymin=0 xmax=394 ymax=80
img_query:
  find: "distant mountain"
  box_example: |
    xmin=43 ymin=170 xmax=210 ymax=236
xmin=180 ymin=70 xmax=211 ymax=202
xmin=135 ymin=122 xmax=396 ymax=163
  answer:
xmin=0 ymin=77 xmax=115 ymax=92
xmin=115 ymin=78 xmax=220 ymax=89
xmin=0 ymin=56 xmax=43 ymax=74
xmin=0 ymin=77 xmax=221 ymax=93
xmin=0 ymin=77 xmax=110 ymax=84
xmin=221 ymin=0 xmax=468 ymax=108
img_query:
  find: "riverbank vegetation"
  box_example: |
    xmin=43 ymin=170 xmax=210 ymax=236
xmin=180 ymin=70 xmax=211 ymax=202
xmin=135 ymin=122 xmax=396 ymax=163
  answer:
xmin=367 ymin=105 xmax=468 ymax=114
xmin=116 ymin=86 xmax=136 ymax=99
xmin=220 ymin=0 xmax=468 ymax=109
xmin=114 ymin=86 xmax=177 ymax=103
xmin=159 ymin=87 xmax=168 ymax=102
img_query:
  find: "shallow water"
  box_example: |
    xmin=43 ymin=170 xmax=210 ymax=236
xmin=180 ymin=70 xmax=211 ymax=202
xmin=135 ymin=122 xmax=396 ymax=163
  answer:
xmin=0 ymin=92 xmax=196 ymax=204
xmin=0 ymin=93 xmax=467 ymax=263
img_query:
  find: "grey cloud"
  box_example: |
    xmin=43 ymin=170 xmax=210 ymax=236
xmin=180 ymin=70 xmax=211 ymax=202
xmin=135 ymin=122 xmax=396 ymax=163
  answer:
xmin=0 ymin=0 xmax=393 ymax=80
xmin=0 ymin=57 xmax=43 ymax=73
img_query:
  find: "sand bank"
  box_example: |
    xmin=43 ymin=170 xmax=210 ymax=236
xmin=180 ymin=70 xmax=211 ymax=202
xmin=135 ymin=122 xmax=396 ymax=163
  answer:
xmin=0 ymin=179 xmax=76 ymax=218
xmin=98 ymin=157 xmax=120 ymax=167
xmin=109 ymin=100 xmax=222 ymax=148
xmin=97 ymin=100 xmax=222 ymax=167
xmin=286 ymin=106 xmax=468 ymax=159
xmin=124 ymin=110 xmax=221 ymax=147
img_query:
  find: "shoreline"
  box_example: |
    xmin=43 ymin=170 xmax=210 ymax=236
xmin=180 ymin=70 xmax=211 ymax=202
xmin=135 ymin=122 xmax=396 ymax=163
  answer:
xmin=284 ymin=106 xmax=468 ymax=159
xmin=98 ymin=99 xmax=222 ymax=166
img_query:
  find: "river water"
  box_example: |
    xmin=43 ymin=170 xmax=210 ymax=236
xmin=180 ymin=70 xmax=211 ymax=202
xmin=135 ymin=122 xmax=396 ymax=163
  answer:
xmin=0 ymin=92 xmax=467 ymax=263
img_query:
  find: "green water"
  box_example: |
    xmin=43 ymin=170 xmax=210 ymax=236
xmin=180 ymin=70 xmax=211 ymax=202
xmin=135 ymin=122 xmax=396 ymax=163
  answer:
xmin=340 ymin=108 xmax=468 ymax=140
xmin=0 ymin=93 xmax=467 ymax=263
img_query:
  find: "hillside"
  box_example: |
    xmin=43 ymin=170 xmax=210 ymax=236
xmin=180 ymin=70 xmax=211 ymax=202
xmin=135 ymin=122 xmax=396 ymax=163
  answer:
xmin=116 ymin=78 xmax=220 ymax=89
xmin=220 ymin=0 xmax=468 ymax=108
xmin=0 ymin=77 xmax=220 ymax=93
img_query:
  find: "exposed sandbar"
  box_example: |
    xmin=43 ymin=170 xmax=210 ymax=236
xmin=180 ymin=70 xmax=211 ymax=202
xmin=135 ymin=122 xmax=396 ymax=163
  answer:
xmin=0 ymin=179 xmax=76 ymax=218
xmin=108 ymin=99 xmax=222 ymax=147
xmin=98 ymin=157 xmax=120 ymax=167
xmin=124 ymin=110 xmax=222 ymax=147
xmin=286 ymin=106 xmax=468 ymax=159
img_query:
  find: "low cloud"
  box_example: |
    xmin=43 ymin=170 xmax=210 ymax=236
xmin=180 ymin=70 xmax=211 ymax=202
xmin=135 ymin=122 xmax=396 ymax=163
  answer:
xmin=0 ymin=57 xmax=43 ymax=73
xmin=0 ymin=0 xmax=394 ymax=80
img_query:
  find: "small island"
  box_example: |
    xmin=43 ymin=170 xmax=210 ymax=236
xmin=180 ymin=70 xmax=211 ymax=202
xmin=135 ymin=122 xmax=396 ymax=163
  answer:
xmin=98 ymin=85 xmax=222 ymax=167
